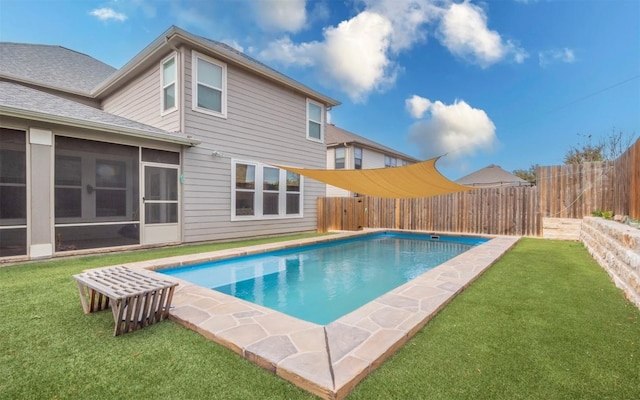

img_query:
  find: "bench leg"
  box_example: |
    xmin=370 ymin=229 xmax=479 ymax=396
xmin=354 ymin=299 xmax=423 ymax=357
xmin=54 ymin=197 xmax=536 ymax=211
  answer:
xmin=111 ymin=298 xmax=125 ymax=336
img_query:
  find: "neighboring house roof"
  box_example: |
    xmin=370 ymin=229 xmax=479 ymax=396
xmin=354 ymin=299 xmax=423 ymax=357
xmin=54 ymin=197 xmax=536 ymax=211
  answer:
xmin=455 ymin=164 xmax=530 ymax=187
xmin=0 ymin=81 xmax=198 ymax=146
xmin=93 ymin=25 xmax=340 ymax=107
xmin=0 ymin=42 xmax=116 ymax=96
xmin=325 ymin=124 xmax=419 ymax=162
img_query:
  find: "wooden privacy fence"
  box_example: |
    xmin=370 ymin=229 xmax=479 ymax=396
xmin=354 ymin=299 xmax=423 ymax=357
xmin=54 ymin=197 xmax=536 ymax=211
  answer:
xmin=537 ymin=138 xmax=639 ymax=219
xmin=317 ymin=138 xmax=639 ymax=235
xmin=318 ymin=186 xmax=541 ymax=236
xmin=536 ymin=161 xmax=615 ymax=219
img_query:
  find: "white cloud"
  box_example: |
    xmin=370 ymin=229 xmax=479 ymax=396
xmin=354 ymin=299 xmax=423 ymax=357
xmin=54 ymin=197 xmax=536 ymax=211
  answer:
xmin=322 ymin=11 xmax=396 ymax=101
xmin=437 ymin=1 xmax=527 ymax=67
xmin=261 ymin=11 xmax=397 ymax=102
xmin=407 ymin=97 xmax=497 ymax=161
xmin=260 ymin=0 xmax=526 ymax=102
xmin=361 ymin=0 xmax=442 ymax=52
xmin=260 ymin=36 xmax=320 ymax=66
xmin=253 ymin=0 xmax=307 ymax=33
xmin=90 ymin=8 xmax=127 ymax=22
xmin=405 ymin=94 xmax=432 ymax=119
xmin=539 ymin=48 xmax=576 ymax=67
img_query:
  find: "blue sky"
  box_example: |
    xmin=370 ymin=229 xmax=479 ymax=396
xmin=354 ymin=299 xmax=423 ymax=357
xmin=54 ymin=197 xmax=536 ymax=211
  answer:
xmin=1 ymin=0 xmax=638 ymax=179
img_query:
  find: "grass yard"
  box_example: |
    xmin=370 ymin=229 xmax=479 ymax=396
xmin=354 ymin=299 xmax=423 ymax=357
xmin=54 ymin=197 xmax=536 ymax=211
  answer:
xmin=1 ymin=237 xmax=639 ymax=399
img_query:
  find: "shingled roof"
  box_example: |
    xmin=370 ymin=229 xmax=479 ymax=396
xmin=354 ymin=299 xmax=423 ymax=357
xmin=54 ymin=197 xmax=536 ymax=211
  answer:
xmin=455 ymin=164 xmax=530 ymax=187
xmin=0 ymin=81 xmax=196 ymax=145
xmin=0 ymin=43 xmax=116 ymax=95
xmin=326 ymin=124 xmax=419 ymax=162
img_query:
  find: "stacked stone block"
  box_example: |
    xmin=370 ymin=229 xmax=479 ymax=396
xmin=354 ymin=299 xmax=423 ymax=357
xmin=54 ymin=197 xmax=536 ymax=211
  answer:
xmin=580 ymin=216 xmax=640 ymax=309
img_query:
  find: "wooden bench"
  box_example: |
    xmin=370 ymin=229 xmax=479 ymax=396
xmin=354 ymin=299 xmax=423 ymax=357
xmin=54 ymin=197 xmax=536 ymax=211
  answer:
xmin=73 ymin=266 xmax=178 ymax=336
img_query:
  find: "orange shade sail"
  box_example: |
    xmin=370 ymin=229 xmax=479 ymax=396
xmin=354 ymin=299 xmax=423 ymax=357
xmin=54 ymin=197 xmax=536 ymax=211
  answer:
xmin=275 ymin=157 xmax=473 ymax=199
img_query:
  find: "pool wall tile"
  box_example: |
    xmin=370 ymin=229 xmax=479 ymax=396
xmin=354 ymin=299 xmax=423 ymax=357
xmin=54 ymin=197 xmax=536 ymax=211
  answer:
xmin=107 ymin=230 xmax=519 ymax=399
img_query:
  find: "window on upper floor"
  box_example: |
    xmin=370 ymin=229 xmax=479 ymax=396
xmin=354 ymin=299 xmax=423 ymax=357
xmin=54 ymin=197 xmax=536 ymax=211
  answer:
xmin=192 ymin=51 xmax=227 ymax=118
xmin=384 ymin=155 xmax=397 ymax=168
xmin=306 ymin=99 xmax=324 ymax=142
xmin=354 ymin=147 xmax=362 ymax=170
xmin=335 ymin=147 xmax=345 ymax=169
xmin=161 ymin=55 xmax=177 ymax=114
xmin=232 ymin=161 xmax=302 ymax=220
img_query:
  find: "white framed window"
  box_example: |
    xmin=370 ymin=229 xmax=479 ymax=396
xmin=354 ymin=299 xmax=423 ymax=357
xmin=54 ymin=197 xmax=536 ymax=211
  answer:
xmin=285 ymin=171 xmax=300 ymax=215
xmin=263 ymin=167 xmax=280 ymax=215
xmin=335 ymin=147 xmax=345 ymax=169
xmin=161 ymin=54 xmax=178 ymax=114
xmin=354 ymin=147 xmax=362 ymax=170
xmin=192 ymin=51 xmax=227 ymax=118
xmin=232 ymin=160 xmax=303 ymax=220
xmin=306 ymin=99 xmax=324 ymax=142
xmin=385 ymin=155 xmax=397 ymax=168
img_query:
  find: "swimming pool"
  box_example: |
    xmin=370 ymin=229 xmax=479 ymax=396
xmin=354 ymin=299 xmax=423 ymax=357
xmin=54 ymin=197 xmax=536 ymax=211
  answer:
xmin=161 ymin=232 xmax=487 ymax=324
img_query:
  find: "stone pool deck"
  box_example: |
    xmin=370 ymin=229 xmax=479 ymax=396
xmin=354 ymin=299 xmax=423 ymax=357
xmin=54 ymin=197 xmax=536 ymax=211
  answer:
xmin=123 ymin=231 xmax=519 ymax=399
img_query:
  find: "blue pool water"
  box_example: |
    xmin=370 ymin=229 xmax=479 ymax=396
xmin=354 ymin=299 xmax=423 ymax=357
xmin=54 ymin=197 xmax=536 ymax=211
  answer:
xmin=161 ymin=232 xmax=487 ymax=324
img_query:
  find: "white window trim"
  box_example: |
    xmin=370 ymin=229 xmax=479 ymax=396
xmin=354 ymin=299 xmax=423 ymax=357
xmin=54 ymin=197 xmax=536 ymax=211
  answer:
xmin=231 ymin=160 xmax=304 ymax=221
xmin=306 ymin=99 xmax=324 ymax=143
xmin=160 ymin=53 xmax=178 ymax=116
xmin=192 ymin=51 xmax=227 ymax=119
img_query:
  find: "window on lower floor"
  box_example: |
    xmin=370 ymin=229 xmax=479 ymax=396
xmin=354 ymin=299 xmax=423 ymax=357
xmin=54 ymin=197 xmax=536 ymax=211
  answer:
xmin=263 ymin=167 xmax=280 ymax=215
xmin=286 ymin=171 xmax=300 ymax=215
xmin=0 ymin=128 xmax=27 ymax=257
xmin=233 ymin=161 xmax=302 ymax=219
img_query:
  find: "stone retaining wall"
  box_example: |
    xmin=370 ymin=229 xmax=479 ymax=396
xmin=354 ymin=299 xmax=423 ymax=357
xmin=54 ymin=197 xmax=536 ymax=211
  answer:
xmin=580 ymin=216 xmax=640 ymax=309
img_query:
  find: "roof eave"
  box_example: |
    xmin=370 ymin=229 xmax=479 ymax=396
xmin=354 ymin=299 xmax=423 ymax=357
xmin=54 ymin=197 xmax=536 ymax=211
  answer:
xmin=91 ymin=27 xmax=173 ymax=97
xmin=1 ymin=73 xmax=93 ymax=98
xmin=92 ymin=26 xmax=341 ymax=107
xmin=327 ymin=140 xmax=420 ymax=163
xmin=0 ymin=106 xmax=200 ymax=146
xmin=172 ymin=29 xmax=341 ymax=107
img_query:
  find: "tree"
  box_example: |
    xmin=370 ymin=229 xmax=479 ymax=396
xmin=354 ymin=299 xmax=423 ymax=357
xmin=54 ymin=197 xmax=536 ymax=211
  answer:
xmin=563 ymin=134 xmax=605 ymax=164
xmin=513 ymin=164 xmax=539 ymax=185
xmin=563 ymin=129 xmax=637 ymax=165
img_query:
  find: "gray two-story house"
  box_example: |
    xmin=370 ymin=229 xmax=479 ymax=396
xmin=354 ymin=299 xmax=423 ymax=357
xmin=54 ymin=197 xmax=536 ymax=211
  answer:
xmin=0 ymin=25 xmax=339 ymax=261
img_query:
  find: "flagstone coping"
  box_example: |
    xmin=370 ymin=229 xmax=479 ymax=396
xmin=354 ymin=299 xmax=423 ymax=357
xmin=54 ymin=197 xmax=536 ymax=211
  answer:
xmin=117 ymin=230 xmax=519 ymax=399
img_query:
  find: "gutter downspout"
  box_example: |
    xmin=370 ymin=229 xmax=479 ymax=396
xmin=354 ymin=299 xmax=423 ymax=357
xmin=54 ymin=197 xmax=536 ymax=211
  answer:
xmin=165 ymin=36 xmax=188 ymax=245
xmin=164 ymin=36 xmax=186 ymax=137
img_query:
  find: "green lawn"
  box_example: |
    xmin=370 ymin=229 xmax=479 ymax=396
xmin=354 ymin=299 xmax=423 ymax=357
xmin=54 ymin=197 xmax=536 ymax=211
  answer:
xmin=1 ymin=237 xmax=639 ymax=399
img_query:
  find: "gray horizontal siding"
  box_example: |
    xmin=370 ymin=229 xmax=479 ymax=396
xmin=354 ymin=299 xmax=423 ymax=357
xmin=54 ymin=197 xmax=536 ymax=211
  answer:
xmin=100 ymin=52 xmax=179 ymax=133
xmin=181 ymin=48 xmax=325 ymax=243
